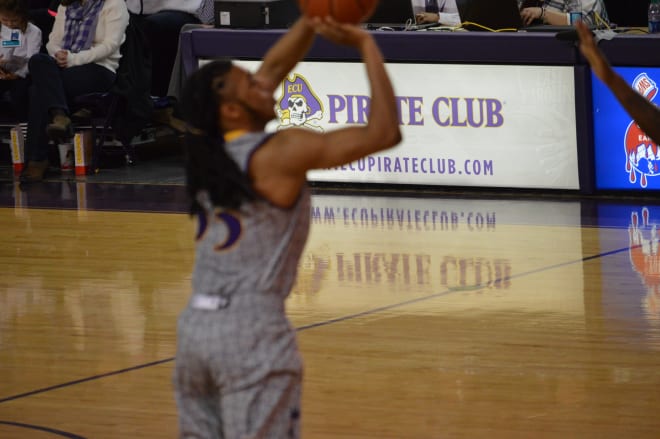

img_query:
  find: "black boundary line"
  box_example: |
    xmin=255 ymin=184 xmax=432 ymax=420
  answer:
xmin=0 ymin=358 xmax=172 ymax=404
xmin=0 ymin=245 xmax=636 ymax=407
xmin=0 ymin=420 xmax=86 ymax=438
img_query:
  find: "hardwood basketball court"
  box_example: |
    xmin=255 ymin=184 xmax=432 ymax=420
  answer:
xmin=1 ymin=181 xmax=659 ymax=438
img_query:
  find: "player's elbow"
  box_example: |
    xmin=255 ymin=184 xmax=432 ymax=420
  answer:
xmin=370 ymin=124 xmax=402 ymax=152
xmin=387 ymin=127 xmax=402 ymax=148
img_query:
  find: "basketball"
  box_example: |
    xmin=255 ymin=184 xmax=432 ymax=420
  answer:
xmin=298 ymin=0 xmax=380 ymax=24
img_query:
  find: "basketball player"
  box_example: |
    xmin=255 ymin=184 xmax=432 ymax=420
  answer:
xmin=173 ymin=15 xmax=401 ymax=439
xmin=576 ymin=20 xmax=660 ymax=144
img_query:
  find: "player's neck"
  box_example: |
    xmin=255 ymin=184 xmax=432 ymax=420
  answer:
xmin=224 ymin=129 xmax=249 ymax=142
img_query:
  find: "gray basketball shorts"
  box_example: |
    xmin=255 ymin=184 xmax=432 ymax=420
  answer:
xmin=174 ymin=294 xmax=303 ymax=439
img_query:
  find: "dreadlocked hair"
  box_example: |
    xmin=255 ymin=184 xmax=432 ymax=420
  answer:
xmin=179 ymin=60 xmax=256 ymax=215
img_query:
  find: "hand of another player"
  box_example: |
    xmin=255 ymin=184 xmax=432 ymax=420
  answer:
xmin=520 ymin=7 xmax=542 ymax=26
xmin=576 ymin=21 xmax=612 ymax=83
xmin=310 ymin=16 xmax=369 ymax=49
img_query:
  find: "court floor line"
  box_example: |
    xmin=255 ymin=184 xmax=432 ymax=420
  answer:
xmin=0 ymin=245 xmax=637 ymax=405
xmin=0 ymin=420 xmax=86 ymax=438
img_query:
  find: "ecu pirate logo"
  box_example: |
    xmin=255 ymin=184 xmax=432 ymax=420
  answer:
xmin=276 ymin=73 xmax=324 ymax=132
xmin=624 ymin=73 xmax=659 ymax=188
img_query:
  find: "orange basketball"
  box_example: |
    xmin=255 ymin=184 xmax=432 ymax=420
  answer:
xmin=298 ymin=0 xmax=380 ymax=24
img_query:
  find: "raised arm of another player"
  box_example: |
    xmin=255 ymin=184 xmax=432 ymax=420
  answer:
xmin=577 ymin=21 xmax=660 ymax=144
xmin=255 ymin=17 xmax=317 ymax=93
xmin=251 ymin=19 xmax=401 ymax=207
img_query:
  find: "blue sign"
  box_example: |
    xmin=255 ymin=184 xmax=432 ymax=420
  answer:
xmin=592 ymin=67 xmax=660 ymax=190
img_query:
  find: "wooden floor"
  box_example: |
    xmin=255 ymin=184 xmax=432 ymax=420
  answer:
xmin=1 ymin=181 xmax=660 ymax=438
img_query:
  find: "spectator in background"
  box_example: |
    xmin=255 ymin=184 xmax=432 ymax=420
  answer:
xmin=166 ymin=0 xmax=214 ymax=106
xmin=520 ymin=0 xmax=609 ymax=27
xmin=414 ymin=0 xmax=461 ymax=27
xmin=576 ymin=21 xmax=660 ymax=144
xmin=0 ymin=0 xmax=41 ymax=121
xmin=20 ymin=0 xmax=129 ymax=182
xmin=125 ymin=0 xmax=214 ymax=98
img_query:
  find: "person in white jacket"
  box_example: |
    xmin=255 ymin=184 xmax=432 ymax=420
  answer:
xmin=0 ymin=0 xmax=42 ymax=121
xmin=414 ymin=0 xmax=461 ymax=27
xmin=125 ymin=0 xmax=213 ymax=97
xmin=20 ymin=0 xmax=129 ymax=182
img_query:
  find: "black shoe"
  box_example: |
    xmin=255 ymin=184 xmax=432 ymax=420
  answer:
xmin=47 ymin=114 xmax=73 ymax=143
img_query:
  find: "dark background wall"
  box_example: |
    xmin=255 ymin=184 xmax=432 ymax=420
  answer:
xmin=604 ymin=0 xmax=649 ymax=27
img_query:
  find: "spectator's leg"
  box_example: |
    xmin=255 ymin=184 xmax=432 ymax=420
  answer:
xmin=24 ymin=54 xmax=60 ymax=170
xmin=140 ymin=10 xmax=200 ymax=97
xmin=167 ymin=23 xmax=206 ymax=102
xmin=9 ymin=78 xmax=30 ymax=121
xmin=0 ymin=81 xmax=16 ymax=119
xmin=22 ymin=54 xmax=115 ymax=182
xmin=60 ymin=63 xmax=115 ymax=103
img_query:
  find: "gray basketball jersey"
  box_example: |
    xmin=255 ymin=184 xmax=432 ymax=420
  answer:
xmin=190 ymin=132 xmax=311 ymax=303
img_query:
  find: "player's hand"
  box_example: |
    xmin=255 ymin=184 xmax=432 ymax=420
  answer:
xmin=310 ymin=16 xmax=369 ymax=48
xmin=576 ymin=21 xmax=612 ymax=83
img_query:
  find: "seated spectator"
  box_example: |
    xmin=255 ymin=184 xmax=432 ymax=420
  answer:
xmin=414 ymin=0 xmax=461 ymax=27
xmin=0 ymin=0 xmax=41 ymax=121
xmin=520 ymin=0 xmax=609 ymax=27
xmin=20 ymin=0 xmax=129 ymax=182
xmin=125 ymin=0 xmax=213 ymax=98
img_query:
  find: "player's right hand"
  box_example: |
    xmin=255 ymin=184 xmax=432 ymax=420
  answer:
xmin=310 ymin=16 xmax=369 ymax=49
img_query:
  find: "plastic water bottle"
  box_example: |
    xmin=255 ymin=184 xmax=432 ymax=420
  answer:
xmin=567 ymin=0 xmax=582 ymax=25
xmin=649 ymin=0 xmax=660 ymax=33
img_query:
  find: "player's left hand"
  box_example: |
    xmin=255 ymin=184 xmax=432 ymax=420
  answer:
xmin=576 ymin=21 xmax=612 ymax=82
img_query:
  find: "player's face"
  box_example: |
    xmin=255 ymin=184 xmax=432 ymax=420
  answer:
xmin=222 ymin=66 xmax=276 ymax=124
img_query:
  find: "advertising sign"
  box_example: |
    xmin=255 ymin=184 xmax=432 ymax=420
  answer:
xmin=231 ymin=60 xmax=580 ymax=190
xmin=593 ymin=67 xmax=660 ymax=190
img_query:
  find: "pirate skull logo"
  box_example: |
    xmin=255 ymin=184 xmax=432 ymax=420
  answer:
xmin=288 ymin=94 xmax=310 ymax=126
xmin=277 ymin=73 xmax=324 ymax=132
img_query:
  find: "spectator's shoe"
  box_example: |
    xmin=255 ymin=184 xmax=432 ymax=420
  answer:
xmin=152 ymin=106 xmax=186 ymax=133
xmin=20 ymin=160 xmax=50 ymax=183
xmin=46 ymin=114 xmax=73 ymax=143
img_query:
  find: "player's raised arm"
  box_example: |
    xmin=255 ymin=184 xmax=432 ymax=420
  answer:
xmin=300 ymin=18 xmax=402 ymax=167
xmin=255 ymin=17 xmax=317 ymax=93
xmin=250 ymin=18 xmax=401 ymax=207
xmin=577 ymin=21 xmax=660 ymax=144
